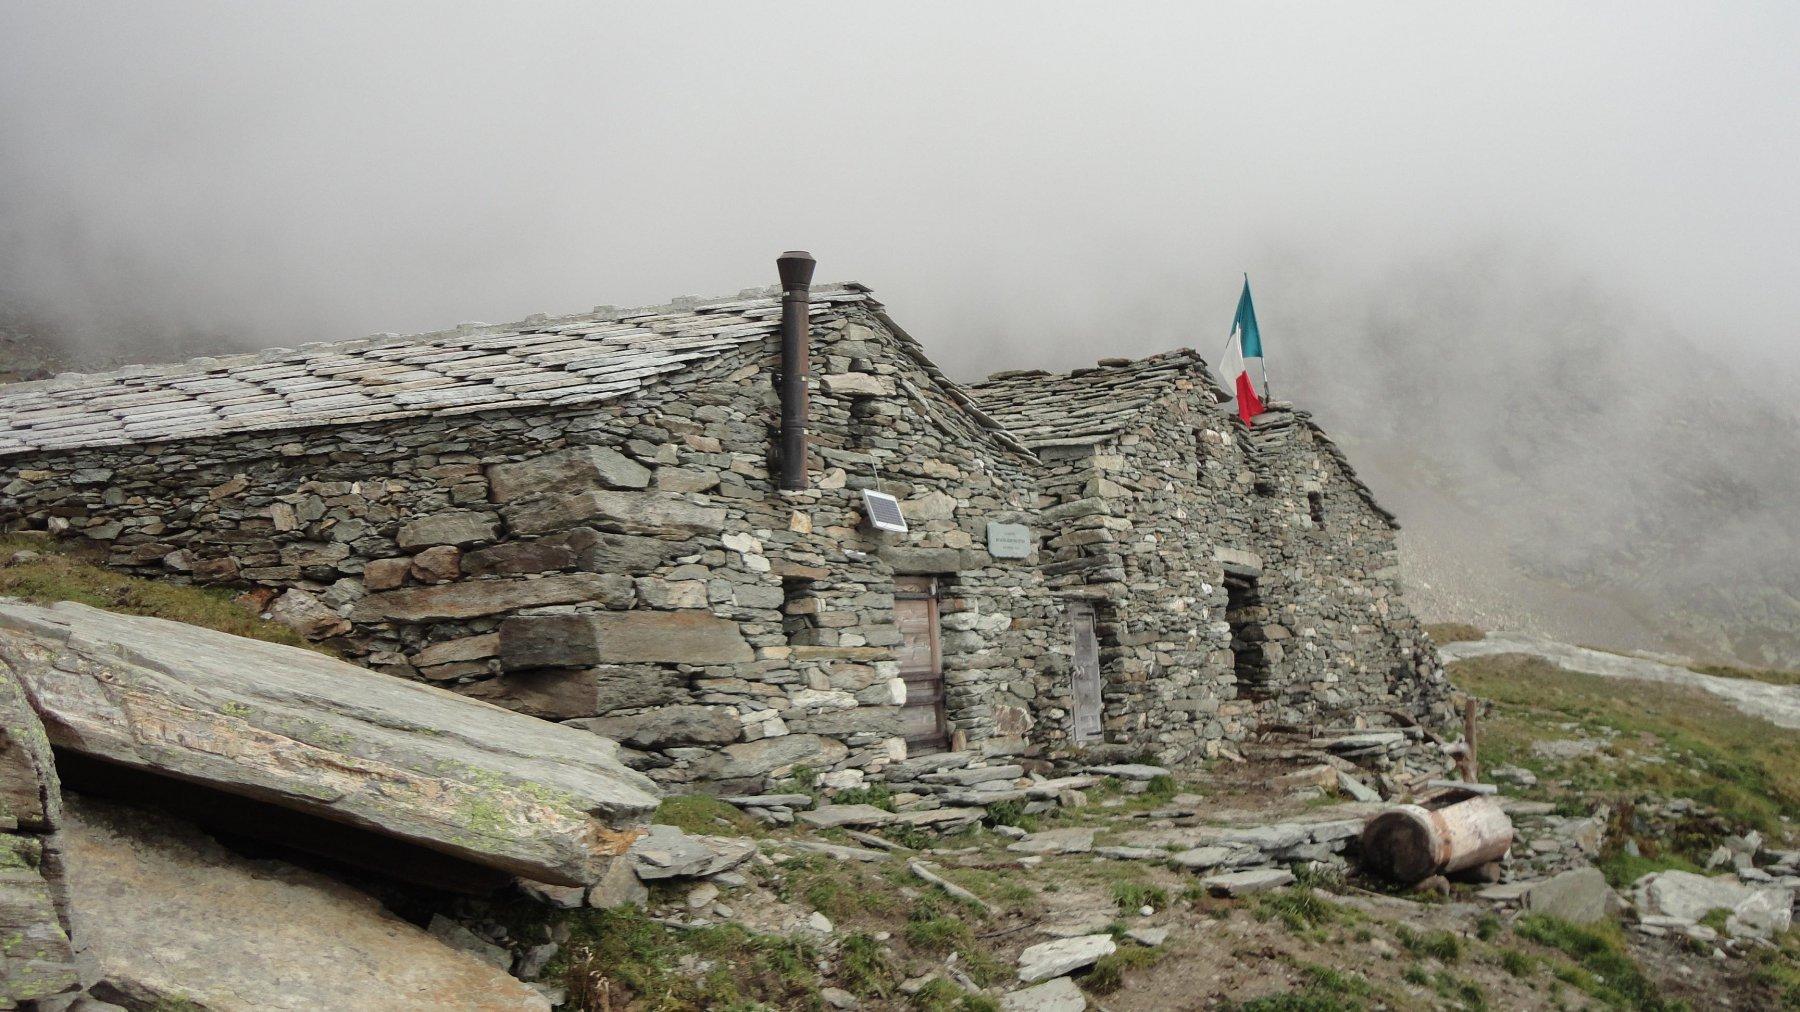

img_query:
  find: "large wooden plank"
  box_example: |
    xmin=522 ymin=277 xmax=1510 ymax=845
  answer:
xmin=0 ymin=600 xmax=660 ymax=887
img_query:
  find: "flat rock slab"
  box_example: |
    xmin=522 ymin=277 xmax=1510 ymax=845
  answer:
xmin=1000 ymin=975 xmax=1086 ymax=1012
xmin=724 ymin=793 xmax=817 ymax=810
xmin=800 ymin=804 xmax=899 ymax=829
xmin=0 ymin=599 xmax=659 ymax=886
xmin=891 ymin=808 xmax=986 ymax=829
xmin=60 ymin=796 xmax=549 ymax=1011
xmin=782 ymin=840 xmax=891 ymax=863
xmin=1170 ymin=846 xmax=1237 ymax=870
xmin=1017 ymin=933 xmax=1116 ymax=984
xmin=1202 ymin=868 xmax=1296 ymax=896
xmin=1085 ymin=763 xmax=1170 ymax=781
xmin=921 ymin=764 xmax=1024 ymax=786
xmin=1126 ymin=926 xmax=1170 ymax=947
xmin=1007 ymin=828 xmax=1096 ymax=855
xmin=629 ymin=824 xmax=756 ymax=880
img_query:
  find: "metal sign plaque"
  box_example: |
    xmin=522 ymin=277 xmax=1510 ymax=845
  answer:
xmin=985 ymin=522 xmax=1032 ymax=559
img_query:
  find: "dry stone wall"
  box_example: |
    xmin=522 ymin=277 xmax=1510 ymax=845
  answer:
xmin=0 ymin=305 xmax=1061 ymax=792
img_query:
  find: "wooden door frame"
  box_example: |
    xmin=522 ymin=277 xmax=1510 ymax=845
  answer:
xmin=1067 ymin=600 xmax=1104 ymax=746
xmin=894 ymin=575 xmax=948 ymax=753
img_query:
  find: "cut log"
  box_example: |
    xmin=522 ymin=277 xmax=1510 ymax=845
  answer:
xmin=1360 ymin=796 xmax=1514 ymax=884
xmin=0 ymin=599 xmax=660 ymax=887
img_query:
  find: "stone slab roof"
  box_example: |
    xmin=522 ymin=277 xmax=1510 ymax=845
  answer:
xmin=0 ymin=284 xmax=875 ymax=457
xmin=971 ymin=350 xmax=1397 ymax=525
xmin=969 ymin=349 xmax=1226 ymax=448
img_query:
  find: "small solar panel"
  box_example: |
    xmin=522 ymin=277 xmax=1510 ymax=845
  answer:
xmin=862 ymin=490 xmax=908 ymax=533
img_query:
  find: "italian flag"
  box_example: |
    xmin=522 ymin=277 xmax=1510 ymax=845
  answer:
xmin=1221 ymin=277 xmax=1267 ymax=425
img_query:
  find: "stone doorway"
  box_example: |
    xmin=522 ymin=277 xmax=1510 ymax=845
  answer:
xmin=1068 ymin=602 xmax=1104 ymax=745
xmin=894 ymin=576 xmax=948 ymax=754
xmin=1225 ymin=573 xmax=1273 ymax=698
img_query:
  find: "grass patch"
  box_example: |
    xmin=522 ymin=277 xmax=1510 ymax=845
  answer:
xmin=0 ymin=533 xmax=320 ymax=650
xmin=1596 ymin=848 xmax=1704 ymax=889
xmin=1496 ymin=947 xmax=1537 ymax=978
xmin=1252 ymin=888 xmax=1357 ymax=935
xmin=831 ymin=784 xmax=896 ymax=811
xmin=1112 ymin=879 xmax=1169 ymax=911
xmin=1514 ymin=913 xmax=1681 ymax=1010
xmin=1451 ymin=652 xmax=1800 ymax=838
xmin=838 ymin=932 xmax=899 ymax=999
xmin=909 ymin=978 xmax=1000 ymax=1012
xmin=652 ymin=794 xmax=765 ymax=837
xmin=1084 ymin=943 xmax=1166 ymax=995
xmin=983 ymin=799 xmax=1039 ymax=832
xmin=1395 ymin=924 xmax=1462 ymax=962
xmin=553 ymin=905 xmax=821 ymax=1011
xmin=1426 ymin=622 xmax=1486 ymax=644
xmin=1693 ymin=662 xmax=1800 ymax=688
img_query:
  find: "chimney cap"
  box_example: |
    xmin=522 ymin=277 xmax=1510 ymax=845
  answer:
xmin=777 ymin=251 xmax=817 ymax=290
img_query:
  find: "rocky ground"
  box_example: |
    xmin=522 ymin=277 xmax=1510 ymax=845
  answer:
xmin=426 ymin=643 xmax=1800 ymax=1012
xmin=6 ymin=541 xmax=1799 ymax=1011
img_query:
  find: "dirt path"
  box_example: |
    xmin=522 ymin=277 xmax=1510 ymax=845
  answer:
xmin=1440 ymin=632 xmax=1800 ymax=730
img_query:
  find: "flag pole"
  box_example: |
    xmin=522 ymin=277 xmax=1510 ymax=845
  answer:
xmin=1251 ymin=273 xmax=1271 ymax=407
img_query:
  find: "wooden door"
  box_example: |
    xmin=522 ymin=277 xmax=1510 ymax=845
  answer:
xmin=1069 ymin=602 xmax=1103 ymax=745
xmin=894 ymin=576 xmax=948 ymax=754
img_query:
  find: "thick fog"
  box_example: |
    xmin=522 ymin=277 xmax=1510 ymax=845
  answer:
xmin=3 ymin=3 xmax=1799 ymax=662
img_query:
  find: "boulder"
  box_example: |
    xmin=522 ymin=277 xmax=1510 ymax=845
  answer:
xmin=1725 ymin=886 xmax=1794 ymax=940
xmin=1523 ymin=867 xmax=1613 ymax=924
xmin=0 ymin=599 xmax=659 ymax=886
xmin=59 ymin=797 xmax=550 ymax=1011
xmin=351 ymin=573 xmax=634 ymax=622
xmin=628 ymin=824 xmax=756 ymax=880
xmin=1016 ymin=933 xmax=1116 ymax=984
xmin=0 ymin=668 xmax=78 ymax=1006
xmin=1636 ymin=870 xmax=1752 ymax=921
xmin=396 ymin=510 xmax=500 ymax=549
xmin=0 ymin=835 xmax=79 ymax=1005
xmin=267 ymin=588 xmax=350 ymax=640
xmin=487 ymin=446 xmax=653 ymax=503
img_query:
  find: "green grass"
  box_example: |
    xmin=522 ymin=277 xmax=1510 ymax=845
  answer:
xmin=652 ymin=794 xmax=765 ymax=837
xmin=1426 ymin=622 xmax=1486 ymax=644
xmin=1451 ymin=652 xmax=1800 ymax=840
xmin=1112 ymin=879 xmax=1169 ymax=911
xmin=1251 ymin=888 xmax=1357 ymax=935
xmin=551 ymin=905 xmax=823 ymax=1011
xmin=1395 ymin=924 xmax=1462 ymax=963
xmin=909 ymin=978 xmax=1000 ymax=1012
xmin=0 ymin=532 xmax=320 ymax=649
xmin=1596 ymin=848 xmax=1704 ymax=889
xmin=1084 ymin=943 xmax=1167 ymax=995
xmin=1513 ymin=914 xmax=1684 ymax=1011
xmin=838 ymin=932 xmax=899 ymax=999
xmin=1692 ymin=662 xmax=1800 ymax=687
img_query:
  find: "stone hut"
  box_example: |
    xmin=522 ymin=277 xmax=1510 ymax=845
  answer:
xmin=0 ymin=259 xmax=1446 ymax=792
xmin=970 ymin=352 xmax=1445 ymax=753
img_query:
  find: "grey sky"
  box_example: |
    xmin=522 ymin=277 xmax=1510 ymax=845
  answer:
xmin=1 ymin=2 xmax=1796 ymax=383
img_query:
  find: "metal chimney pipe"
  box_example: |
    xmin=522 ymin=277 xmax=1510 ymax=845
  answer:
xmin=776 ymin=251 xmax=816 ymax=490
